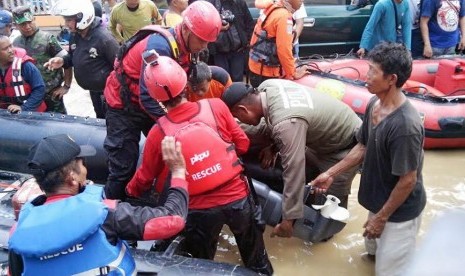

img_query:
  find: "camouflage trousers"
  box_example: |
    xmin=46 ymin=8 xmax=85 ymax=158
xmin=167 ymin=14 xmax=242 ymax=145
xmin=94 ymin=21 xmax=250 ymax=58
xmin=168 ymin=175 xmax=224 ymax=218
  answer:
xmin=44 ymin=87 xmax=67 ymax=114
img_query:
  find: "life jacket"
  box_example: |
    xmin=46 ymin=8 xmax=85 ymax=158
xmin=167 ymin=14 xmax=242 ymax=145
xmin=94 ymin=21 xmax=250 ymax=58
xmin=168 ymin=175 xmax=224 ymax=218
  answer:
xmin=114 ymin=25 xmax=181 ymax=111
xmin=0 ymin=49 xmax=46 ymax=112
xmin=158 ymin=100 xmax=243 ymax=195
xmin=249 ymin=6 xmax=285 ymax=68
xmin=9 ymin=185 xmax=136 ymax=275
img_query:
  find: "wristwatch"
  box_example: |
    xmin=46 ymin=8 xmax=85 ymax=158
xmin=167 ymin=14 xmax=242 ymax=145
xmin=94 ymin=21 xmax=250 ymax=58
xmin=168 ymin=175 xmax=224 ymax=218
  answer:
xmin=63 ymin=84 xmax=71 ymax=90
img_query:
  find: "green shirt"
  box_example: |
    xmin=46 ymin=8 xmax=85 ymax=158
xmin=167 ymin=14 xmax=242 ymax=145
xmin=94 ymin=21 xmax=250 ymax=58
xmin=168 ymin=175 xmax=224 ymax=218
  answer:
xmin=109 ymin=0 xmax=163 ymax=43
xmin=13 ymin=29 xmax=67 ymax=93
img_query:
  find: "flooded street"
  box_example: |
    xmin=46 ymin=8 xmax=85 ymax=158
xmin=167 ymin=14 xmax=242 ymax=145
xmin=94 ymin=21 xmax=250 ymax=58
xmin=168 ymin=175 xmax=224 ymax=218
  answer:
xmin=65 ymin=85 xmax=465 ymax=276
xmin=214 ymin=148 xmax=465 ymax=275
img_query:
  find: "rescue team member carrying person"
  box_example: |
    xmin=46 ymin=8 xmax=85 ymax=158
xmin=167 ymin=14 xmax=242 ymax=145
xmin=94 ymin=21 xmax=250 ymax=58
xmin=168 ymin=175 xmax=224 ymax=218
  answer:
xmin=248 ymin=0 xmax=308 ymax=88
xmin=0 ymin=35 xmax=46 ymax=113
xmin=126 ymin=56 xmax=273 ymax=275
xmin=103 ymin=1 xmax=222 ymax=200
xmin=8 ymin=134 xmax=189 ymax=275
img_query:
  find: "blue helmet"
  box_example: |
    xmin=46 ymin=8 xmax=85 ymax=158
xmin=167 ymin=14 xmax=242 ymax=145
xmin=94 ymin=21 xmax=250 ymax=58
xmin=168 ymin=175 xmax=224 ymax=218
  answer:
xmin=0 ymin=10 xmax=12 ymax=29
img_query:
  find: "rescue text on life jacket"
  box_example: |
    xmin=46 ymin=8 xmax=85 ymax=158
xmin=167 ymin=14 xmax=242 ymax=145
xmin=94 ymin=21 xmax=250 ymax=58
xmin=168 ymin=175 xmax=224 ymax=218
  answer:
xmin=157 ymin=100 xmax=243 ymax=195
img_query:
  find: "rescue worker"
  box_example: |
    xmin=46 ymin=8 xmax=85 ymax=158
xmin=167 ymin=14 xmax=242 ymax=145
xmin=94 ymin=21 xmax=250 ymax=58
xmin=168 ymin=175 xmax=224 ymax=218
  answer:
xmin=0 ymin=35 xmax=46 ymax=113
xmin=103 ymin=1 xmax=222 ymax=200
xmin=221 ymin=80 xmax=362 ymax=238
xmin=12 ymin=6 xmax=72 ymax=114
xmin=126 ymin=56 xmax=273 ymax=275
xmin=248 ymin=0 xmax=308 ymax=88
xmin=186 ymin=61 xmax=232 ymax=102
xmin=45 ymin=0 xmax=119 ymax=119
xmin=8 ymin=134 xmax=189 ymax=275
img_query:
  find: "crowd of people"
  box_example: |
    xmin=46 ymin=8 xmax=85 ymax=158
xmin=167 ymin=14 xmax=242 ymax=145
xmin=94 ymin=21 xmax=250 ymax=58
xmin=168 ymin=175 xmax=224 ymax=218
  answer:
xmin=0 ymin=0 xmax=432 ymax=275
xmin=358 ymin=0 xmax=465 ymax=58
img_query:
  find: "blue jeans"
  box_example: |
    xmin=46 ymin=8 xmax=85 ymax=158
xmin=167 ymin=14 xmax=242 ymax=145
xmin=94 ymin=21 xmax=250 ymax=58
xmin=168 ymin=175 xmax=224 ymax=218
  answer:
xmin=411 ymin=28 xmax=423 ymax=58
xmin=432 ymin=46 xmax=456 ymax=56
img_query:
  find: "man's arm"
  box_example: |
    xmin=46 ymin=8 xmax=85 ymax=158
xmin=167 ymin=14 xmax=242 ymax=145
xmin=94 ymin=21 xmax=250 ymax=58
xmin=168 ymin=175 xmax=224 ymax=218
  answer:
xmin=63 ymin=68 xmax=73 ymax=88
xmin=312 ymin=142 xmax=365 ymax=193
xmin=357 ymin=3 xmax=382 ymax=57
xmin=458 ymin=16 xmax=465 ymax=50
xmin=126 ymin=127 xmax=165 ymax=198
xmin=420 ymin=17 xmax=432 ymax=57
xmin=152 ymin=5 xmax=163 ymax=25
xmin=402 ymin=3 xmax=412 ymax=50
xmin=108 ymin=137 xmax=189 ymax=241
xmin=20 ymin=62 xmax=46 ymax=111
xmin=52 ymin=67 xmax=73 ymax=100
xmin=363 ymin=170 xmax=418 ymax=239
xmin=270 ymin=118 xmax=307 ymax=238
xmin=109 ymin=9 xmax=125 ymax=43
xmin=294 ymin=18 xmax=304 ymax=42
xmin=275 ymin=11 xmax=297 ymax=78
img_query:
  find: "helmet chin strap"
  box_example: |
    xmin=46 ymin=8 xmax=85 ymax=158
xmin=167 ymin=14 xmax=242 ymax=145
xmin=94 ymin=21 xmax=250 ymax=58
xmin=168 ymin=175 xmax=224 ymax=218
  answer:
xmin=180 ymin=24 xmax=193 ymax=54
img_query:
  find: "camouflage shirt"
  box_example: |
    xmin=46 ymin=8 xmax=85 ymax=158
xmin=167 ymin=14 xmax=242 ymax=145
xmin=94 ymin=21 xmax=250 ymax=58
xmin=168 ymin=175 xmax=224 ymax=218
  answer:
xmin=13 ymin=29 xmax=67 ymax=93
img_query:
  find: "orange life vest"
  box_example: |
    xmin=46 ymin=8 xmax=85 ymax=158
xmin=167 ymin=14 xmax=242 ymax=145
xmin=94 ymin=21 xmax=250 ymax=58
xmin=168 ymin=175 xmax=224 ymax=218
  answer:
xmin=0 ymin=49 xmax=46 ymax=111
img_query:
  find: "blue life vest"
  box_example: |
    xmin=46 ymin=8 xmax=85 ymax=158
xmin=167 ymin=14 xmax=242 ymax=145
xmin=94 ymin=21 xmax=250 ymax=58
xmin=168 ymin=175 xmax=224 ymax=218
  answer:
xmin=9 ymin=185 xmax=136 ymax=275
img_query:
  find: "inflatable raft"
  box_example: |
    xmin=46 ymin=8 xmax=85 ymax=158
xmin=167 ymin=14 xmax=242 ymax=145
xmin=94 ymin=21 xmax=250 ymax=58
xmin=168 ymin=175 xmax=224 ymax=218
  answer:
xmin=295 ymin=56 xmax=465 ymax=149
xmin=0 ymin=110 xmax=348 ymax=247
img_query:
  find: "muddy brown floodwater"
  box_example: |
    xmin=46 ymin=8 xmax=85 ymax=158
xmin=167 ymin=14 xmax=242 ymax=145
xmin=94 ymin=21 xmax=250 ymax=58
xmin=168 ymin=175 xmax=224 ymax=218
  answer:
xmin=66 ymin=83 xmax=465 ymax=276
xmin=215 ymin=149 xmax=465 ymax=276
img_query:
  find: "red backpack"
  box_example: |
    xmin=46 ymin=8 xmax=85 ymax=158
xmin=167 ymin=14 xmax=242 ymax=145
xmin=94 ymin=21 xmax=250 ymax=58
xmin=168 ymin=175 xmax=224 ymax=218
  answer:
xmin=158 ymin=100 xmax=243 ymax=195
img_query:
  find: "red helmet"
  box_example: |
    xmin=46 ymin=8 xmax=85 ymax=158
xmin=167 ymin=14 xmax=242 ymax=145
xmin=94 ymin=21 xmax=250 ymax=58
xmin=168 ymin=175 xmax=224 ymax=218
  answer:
xmin=182 ymin=1 xmax=222 ymax=42
xmin=144 ymin=55 xmax=187 ymax=102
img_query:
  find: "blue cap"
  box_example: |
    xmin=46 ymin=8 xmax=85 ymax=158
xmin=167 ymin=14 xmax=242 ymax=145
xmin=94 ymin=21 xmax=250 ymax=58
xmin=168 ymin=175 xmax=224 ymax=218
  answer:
xmin=0 ymin=10 xmax=12 ymax=29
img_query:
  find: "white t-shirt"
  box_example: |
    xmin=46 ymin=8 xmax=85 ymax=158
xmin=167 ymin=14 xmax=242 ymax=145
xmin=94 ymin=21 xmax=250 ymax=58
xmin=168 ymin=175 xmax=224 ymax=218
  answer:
xmin=293 ymin=3 xmax=307 ymax=20
xmin=293 ymin=4 xmax=307 ymax=45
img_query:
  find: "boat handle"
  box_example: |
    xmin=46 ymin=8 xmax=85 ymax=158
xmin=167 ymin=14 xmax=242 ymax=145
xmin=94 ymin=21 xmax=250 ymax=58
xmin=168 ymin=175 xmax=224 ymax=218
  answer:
xmin=304 ymin=17 xmax=316 ymax=27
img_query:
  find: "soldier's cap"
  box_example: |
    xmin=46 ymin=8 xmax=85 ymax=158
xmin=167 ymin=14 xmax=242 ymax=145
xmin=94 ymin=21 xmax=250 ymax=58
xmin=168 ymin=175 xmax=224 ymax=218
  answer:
xmin=222 ymin=82 xmax=255 ymax=108
xmin=12 ymin=6 xmax=33 ymax=24
xmin=28 ymin=134 xmax=96 ymax=176
xmin=0 ymin=10 xmax=12 ymax=28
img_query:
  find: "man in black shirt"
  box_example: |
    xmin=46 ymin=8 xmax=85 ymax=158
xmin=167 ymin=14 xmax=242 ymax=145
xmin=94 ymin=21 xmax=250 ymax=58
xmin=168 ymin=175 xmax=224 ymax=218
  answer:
xmin=45 ymin=0 xmax=119 ymax=118
xmin=312 ymin=42 xmax=426 ymax=276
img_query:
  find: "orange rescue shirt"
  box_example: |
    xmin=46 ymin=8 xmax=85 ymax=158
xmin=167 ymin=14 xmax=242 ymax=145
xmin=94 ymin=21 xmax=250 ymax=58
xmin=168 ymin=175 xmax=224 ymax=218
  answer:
xmin=186 ymin=66 xmax=232 ymax=102
xmin=249 ymin=5 xmax=295 ymax=79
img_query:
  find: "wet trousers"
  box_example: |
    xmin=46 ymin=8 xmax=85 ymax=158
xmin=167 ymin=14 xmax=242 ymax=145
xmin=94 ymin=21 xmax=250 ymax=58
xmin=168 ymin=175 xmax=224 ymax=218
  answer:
xmin=104 ymin=107 xmax=155 ymax=200
xmin=44 ymin=87 xmax=67 ymax=114
xmin=181 ymin=196 xmax=274 ymax=275
xmin=365 ymin=212 xmax=422 ymax=276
